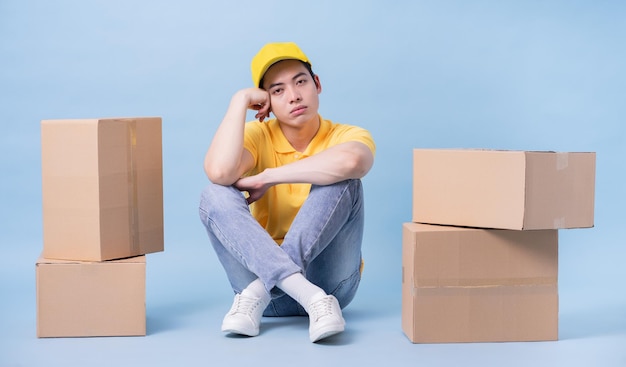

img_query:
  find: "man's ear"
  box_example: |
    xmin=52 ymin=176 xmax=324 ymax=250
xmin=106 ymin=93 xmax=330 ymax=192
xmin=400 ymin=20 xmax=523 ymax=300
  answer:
xmin=314 ymin=74 xmax=322 ymax=93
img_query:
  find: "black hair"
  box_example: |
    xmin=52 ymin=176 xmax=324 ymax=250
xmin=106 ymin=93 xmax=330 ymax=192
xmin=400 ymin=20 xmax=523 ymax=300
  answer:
xmin=259 ymin=60 xmax=317 ymax=89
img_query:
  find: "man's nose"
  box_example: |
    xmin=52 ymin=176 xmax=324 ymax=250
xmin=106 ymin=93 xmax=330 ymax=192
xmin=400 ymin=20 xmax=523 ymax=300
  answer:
xmin=288 ymin=87 xmax=302 ymax=103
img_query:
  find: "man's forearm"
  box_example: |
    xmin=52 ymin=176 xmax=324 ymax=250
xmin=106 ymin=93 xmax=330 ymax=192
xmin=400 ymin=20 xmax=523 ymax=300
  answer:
xmin=260 ymin=142 xmax=374 ymax=186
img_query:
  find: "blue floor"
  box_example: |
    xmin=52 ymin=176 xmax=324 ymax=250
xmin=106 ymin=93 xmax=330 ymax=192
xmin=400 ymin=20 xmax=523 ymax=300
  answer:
xmin=2 ymin=229 xmax=625 ymax=367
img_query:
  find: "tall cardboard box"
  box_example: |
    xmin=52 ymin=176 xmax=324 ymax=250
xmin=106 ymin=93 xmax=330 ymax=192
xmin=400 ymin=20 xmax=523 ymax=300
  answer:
xmin=41 ymin=117 xmax=164 ymax=261
xmin=36 ymin=255 xmax=146 ymax=338
xmin=402 ymin=222 xmax=558 ymax=343
xmin=412 ymin=149 xmax=596 ymax=230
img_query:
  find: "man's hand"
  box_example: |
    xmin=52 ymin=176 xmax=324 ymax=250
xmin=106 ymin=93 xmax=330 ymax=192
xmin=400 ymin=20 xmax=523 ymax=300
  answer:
xmin=244 ymin=88 xmax=272 ymax=122
xmin=234 ymin=171 xmax=273 ymax=204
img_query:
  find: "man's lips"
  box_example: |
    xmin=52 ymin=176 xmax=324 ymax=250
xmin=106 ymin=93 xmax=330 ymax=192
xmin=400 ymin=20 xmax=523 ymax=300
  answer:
xmin=290 ymin=105 xmax=307 ymax=115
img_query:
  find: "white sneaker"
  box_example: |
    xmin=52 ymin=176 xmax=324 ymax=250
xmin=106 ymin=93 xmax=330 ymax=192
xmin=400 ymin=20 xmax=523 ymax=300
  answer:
xmin=221 ymin=292 xmax=269 ymax=337
xmin=307 ymin=294 xmax=345 ymax=342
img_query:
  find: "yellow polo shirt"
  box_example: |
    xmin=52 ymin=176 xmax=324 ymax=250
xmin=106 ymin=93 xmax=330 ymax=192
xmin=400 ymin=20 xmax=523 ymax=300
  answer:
xmin=243 ymin=115 xmax=376 ymax=244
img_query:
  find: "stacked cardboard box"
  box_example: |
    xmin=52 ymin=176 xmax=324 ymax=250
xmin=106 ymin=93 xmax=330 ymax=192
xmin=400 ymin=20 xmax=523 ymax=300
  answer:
xmin=36 ymin=117 xmax=164 ymax=338
xmin=402 ymin=149 xmax=596 ymax=343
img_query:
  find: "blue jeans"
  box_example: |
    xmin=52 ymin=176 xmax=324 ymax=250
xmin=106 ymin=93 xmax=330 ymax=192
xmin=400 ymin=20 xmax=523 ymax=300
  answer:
xmin=198 ymin=179 xmax=364 ymax=316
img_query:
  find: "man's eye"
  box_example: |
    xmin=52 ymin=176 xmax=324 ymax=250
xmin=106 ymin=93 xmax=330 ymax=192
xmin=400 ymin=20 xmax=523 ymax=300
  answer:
xmin=272 ymin=88 xmax=283 ymax=94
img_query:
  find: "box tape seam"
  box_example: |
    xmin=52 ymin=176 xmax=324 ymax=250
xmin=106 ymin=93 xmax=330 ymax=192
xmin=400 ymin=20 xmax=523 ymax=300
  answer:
xmin=413 ymin=276 xmax=557 ymax=289
xmin=127 ymin=120 xmax=140 ymax=255
xmin=556 ymin=152 xmax=569 ymax=170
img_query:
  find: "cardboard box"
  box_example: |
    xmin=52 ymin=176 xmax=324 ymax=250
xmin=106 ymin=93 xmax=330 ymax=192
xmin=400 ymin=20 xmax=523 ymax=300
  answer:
xmin=412 ymin=149 xmax=596 ymax=230
xmin=41 ymin=117 xmax=164 ymax=261
xmin=36 ymin=255 xmax=146 ymax=338
xmin=402 ymin=222 xmax=558 ymax=343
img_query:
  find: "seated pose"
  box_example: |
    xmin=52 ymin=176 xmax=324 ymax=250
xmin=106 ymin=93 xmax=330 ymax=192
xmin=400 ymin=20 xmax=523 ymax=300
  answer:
xmin=198 ymin=42 xmax=375 ymax=342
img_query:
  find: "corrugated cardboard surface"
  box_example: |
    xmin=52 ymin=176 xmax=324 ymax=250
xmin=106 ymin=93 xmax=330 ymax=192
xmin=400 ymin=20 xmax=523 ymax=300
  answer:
xmin=36 ymin=255 xmax=146 ymax=338
xmin=401 ymin=223 xmax=558 ymax=343
xmin=412 ymin=149 xmax=596 ymax=230
xmin=41 ymin=117 xmax=164 ymax=261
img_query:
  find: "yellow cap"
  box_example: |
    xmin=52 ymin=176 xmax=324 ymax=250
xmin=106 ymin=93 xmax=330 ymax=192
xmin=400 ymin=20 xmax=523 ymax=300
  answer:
xmin=251 ymin=42 xmax=310 ymax=87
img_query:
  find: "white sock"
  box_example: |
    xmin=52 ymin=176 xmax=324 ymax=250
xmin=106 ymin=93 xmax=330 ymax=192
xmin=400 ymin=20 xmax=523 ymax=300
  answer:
xmin=241 ymin=278 xmax=270 ymax=302
xmin=276 ymin=273 xmax=326 ymax=312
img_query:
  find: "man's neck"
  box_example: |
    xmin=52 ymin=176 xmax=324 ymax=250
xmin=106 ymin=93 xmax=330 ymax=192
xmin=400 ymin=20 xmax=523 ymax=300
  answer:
xmin=279 ymin=115 xmax=320 ymax=152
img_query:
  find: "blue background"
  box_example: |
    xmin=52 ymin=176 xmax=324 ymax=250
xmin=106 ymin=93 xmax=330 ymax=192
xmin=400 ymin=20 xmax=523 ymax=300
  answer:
xmin=1 ymin=1 xmax=624 ymax=366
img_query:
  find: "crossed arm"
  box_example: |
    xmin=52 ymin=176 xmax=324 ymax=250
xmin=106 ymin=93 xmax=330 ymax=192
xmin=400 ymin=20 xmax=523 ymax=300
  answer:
xmin=204 ymin=88 xmax=374 ymax=203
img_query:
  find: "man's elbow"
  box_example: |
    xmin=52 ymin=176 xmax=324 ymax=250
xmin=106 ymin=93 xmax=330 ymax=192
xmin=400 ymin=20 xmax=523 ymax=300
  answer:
xmin=345 ymin=150 xmax=374 ymax=179
xmin=204 ymin=164 xmax=237 ymax=186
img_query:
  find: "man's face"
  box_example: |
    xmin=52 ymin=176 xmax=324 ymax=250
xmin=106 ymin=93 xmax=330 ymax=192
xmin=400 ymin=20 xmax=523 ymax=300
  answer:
xmin=261 ymin=59 xmax=321 ymax=128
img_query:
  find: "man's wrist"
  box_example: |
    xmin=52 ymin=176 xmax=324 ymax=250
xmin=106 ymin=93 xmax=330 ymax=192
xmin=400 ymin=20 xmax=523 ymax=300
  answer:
xmin=232 ymin=89 xmax=251 ymax=107
xmin=261 ymin=167 xmax=278 ymax=186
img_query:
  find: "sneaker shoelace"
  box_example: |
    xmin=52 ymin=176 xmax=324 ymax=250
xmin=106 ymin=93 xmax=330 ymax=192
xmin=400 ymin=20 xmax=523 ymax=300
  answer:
xmin=309 ymin=296 xmax=335 ymax=322
xmin=230 ymin=294 xmax=261 ymax=317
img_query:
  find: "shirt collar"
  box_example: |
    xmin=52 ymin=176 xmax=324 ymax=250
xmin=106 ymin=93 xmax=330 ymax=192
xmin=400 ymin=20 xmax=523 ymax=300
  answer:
xmin=269 ymin=115 xmax=330 ymax=154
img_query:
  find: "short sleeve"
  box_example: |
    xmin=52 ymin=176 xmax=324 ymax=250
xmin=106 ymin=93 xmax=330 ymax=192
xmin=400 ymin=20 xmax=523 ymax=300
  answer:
xmin=327 ymin=124 xmax=376 ymax=156
xmin=243 ymin=121 xmax=264 ymax=172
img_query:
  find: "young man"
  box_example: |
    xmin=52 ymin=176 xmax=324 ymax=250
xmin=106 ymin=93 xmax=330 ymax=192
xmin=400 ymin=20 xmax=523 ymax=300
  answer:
xmin=198 ymin=42 xmax=375 ymax=342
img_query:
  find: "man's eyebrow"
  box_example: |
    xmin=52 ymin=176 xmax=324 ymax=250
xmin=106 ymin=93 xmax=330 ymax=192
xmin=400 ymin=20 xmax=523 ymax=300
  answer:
xmin=292 ymin=72 xmax=308 ymax=80
xmin=268 ymin=72 xmax=309 ymax=90
xmin=268 ymin=81 xmax=284 ymax=90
